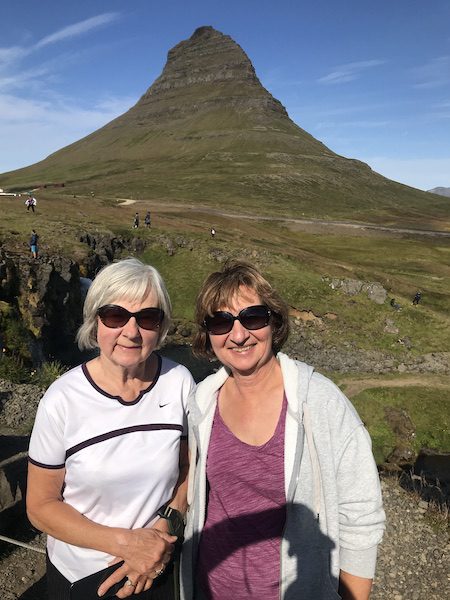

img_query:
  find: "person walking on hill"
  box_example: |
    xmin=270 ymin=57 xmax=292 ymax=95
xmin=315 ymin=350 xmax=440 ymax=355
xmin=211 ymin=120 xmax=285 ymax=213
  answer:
xmin=145 ymin=211 xmax=152 ymax=228
xmin=412 ymin=291 xmax=422 ymax=306
xmin=133 ymin=212 xmax=140 ymax=229
xmin=25 ymin=195 xmax=37 ymax=212
xmin=29 ymin=230 xmax=39 ymax=259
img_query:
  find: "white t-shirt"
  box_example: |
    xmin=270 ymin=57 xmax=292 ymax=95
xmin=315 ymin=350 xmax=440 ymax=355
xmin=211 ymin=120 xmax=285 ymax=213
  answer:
xmin=28 ymin=354 xmax=195 ymax=582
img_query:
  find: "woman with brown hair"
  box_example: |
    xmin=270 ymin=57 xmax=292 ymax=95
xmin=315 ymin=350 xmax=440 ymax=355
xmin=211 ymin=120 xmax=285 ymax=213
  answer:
xmin=181 ymin=261 xmax=385 ymax=600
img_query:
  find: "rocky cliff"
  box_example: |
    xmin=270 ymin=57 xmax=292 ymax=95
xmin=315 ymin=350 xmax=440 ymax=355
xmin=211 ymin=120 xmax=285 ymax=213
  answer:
xmin=0 ymin=249 xmax=81 ymax=364
xmin=139 ymin=25 xmax=289 ymax=119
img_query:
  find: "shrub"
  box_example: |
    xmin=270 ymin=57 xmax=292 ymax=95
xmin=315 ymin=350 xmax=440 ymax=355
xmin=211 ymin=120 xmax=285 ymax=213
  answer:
xmin=32 ymin=360 xmax=68 ymax=389
xmin=0 ymin=353 xmax=30 ymax=383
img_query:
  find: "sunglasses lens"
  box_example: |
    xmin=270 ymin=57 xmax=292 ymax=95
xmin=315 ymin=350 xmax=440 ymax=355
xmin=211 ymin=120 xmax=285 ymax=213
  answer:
xmin=98 ymin=306 xmax=164 ymax=330
xmin=204 ymin=306 xmax=271 ymax=334
xmin=204 ymin=313 xmax=234 ymax=335
xmin=98 ymin=306 xmax=129 ymax=328
xmin=240 ymin=306 xmax=271 ymax=330
xmin=135 ymin=308 xmax=164 ymax=330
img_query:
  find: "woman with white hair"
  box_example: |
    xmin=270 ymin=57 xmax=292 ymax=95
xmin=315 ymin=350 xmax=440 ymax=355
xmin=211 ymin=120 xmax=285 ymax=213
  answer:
xmin=27 ymin=258 xmax=195 ymax=600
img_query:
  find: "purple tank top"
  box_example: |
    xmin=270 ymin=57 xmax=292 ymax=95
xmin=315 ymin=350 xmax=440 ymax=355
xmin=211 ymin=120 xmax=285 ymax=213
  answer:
xmin=196 ymin=394 xmax=287 ymax=600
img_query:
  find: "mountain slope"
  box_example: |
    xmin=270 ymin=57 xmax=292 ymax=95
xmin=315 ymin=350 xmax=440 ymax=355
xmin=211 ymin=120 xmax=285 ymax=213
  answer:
xmin=1 ymin=26 xmax=449 ymax=226
xmin=428 ymin=187 xmax=450 ymax=198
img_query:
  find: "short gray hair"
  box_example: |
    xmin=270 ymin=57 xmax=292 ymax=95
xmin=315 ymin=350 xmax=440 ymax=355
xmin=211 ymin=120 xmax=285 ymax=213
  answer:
xmin=76 ymin=258 xmax=171 ymax=350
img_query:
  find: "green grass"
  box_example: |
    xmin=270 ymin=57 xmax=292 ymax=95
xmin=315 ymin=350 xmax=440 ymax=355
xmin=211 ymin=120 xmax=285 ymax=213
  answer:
xmin=0 ymin=354 xmax=30 ymax=383
xmin=0 ymin=301 xmax=32 ymax=361
xmin=0 ymin=188 xmax=449 ymax=357
xmin=32 ymin=360 xmax=68 ymax=389
xmin=352 ymin=386 xmax=450 ymax=464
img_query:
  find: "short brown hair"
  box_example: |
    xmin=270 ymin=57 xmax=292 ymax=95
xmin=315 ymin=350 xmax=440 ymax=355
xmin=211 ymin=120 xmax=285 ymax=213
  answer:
xmin=193 ymin=260 xmax=289 ymax=358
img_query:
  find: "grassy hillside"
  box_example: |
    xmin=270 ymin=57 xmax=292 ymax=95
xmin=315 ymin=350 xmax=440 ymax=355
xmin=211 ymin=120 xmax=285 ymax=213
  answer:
xmin=2 ymin=189 xmax=449 ymax=456
xmin=1 ymin=190 xmax=449 ymax=357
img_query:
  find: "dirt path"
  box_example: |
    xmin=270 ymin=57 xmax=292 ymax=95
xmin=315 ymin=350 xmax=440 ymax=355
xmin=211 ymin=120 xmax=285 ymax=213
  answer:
xmin=339 ymin=374 xmax=450 ymax=397
xmin=117 ymin=199 xmax=450 ymax=238
xmin=116 ymin=198 xmax=137 ymax=206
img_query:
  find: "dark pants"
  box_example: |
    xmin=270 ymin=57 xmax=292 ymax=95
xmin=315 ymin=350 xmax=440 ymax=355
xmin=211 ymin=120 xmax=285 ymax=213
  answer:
xmin=46 ymin=555 xmax=176 ymax=600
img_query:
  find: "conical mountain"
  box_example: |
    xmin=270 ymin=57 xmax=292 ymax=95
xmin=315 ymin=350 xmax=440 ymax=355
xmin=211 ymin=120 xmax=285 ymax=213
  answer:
xmin=1 ymin=26 xmax=448 ymax=224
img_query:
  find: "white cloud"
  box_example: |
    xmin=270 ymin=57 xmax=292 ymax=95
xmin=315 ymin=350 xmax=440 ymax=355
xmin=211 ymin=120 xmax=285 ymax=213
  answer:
xmin=0 ymin=65 xmax=52 ymax=91
xmin=34 ymin=13 xmax=120 ymax=49
xmin=0 ymin=13 xmax=128 ymax=174
xmin=0 ymin=13 xmax=121 ymax=86
xmin=412 ymin=56 xmax=450 ymax=89
xmin=360 ymin=156 xmax=450 ymax=190
xmin=0 ymin=46 xmax=26 ymax=70
xmin=0 ymin=93 xmax=135 ymax=173
xmin=317 ymin=60 xmax=385 ymax=85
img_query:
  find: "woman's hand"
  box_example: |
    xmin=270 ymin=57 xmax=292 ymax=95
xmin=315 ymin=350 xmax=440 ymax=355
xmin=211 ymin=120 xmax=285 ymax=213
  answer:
xmin=97 ymin=528 xmax=176 ymax=597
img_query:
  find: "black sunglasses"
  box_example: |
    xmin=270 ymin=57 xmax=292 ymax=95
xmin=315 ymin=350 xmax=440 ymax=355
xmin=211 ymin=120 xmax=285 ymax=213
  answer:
xmin=203 ymin=305 xmax=272 ymax=335
xmin=97 ymin=305 xmax=164 ymax=331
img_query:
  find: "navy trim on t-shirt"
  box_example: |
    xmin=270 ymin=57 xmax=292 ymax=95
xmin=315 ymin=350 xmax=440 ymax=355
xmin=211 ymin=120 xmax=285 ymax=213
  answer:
xmin=65 ymin=423 xmax=184 ymax=460
xmin=81 ymin=354 xmax=162 ymax=405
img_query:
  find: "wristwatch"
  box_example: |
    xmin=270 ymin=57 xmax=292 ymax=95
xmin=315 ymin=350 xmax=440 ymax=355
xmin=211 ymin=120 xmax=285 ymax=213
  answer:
xmin=156 ymin=505 xmax=185 ymax=539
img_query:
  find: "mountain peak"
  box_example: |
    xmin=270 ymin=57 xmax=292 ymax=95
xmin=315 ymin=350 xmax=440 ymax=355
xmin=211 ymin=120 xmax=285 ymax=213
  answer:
xmin=191 ymin=25 xmax=218 ymax=39
xmin=139 ymin=25 xmax=287 ymax=116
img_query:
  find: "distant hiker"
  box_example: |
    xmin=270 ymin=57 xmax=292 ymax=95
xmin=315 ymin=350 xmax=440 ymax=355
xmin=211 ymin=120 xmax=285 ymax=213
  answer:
xmin=210 ymin=227 xmax=216 ymax=238
xmin=390 ymin=298 xmax=401 ymax=311
xmin=25 ymin=195 xmax=37 ymax=212
xmin=144 ymin=211 xmax=151 ymax=228
xmin=133 ymin=212 xmax=139 ymax=228
xmin=29 ymin=230 xmax=39 ymax=259
xmin=412 ymin=291 xmax=422 ymax=306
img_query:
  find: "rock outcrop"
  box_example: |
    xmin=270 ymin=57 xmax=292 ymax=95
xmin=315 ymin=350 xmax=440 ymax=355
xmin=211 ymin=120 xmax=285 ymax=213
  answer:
xmin=140 ymin=25 xmax=288 ymax=119
xmin=327 ymin=277 xmax=388 ymax=304
xmin=0 ymin=379 xmax=43 ymax=529
xmin=0 ymin=249 xmax=82 ymax=363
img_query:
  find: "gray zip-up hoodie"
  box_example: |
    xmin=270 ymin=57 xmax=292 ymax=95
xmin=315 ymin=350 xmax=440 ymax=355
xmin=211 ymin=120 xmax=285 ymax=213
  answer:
xmin=181 ymin=353 xmax=385 ymax=600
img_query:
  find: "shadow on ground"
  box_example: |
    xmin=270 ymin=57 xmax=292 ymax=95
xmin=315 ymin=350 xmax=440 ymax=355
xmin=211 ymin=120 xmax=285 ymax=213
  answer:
xmin=18 ymin=576 xmax=47 ymax=600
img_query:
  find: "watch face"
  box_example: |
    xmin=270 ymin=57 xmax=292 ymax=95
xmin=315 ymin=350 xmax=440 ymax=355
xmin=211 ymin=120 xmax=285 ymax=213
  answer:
xmin=169 ymin=513 xmax=184 ymax=538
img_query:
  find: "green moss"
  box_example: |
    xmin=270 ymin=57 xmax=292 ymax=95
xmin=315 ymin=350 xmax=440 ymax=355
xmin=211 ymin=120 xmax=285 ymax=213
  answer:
xmin=0 ymin=302 xmax=32 ymax=360
xmin=352 ymin=386 xmax=450 ymax=464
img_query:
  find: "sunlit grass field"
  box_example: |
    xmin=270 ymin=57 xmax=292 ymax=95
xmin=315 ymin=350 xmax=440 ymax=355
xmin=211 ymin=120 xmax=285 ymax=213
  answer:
xmin=1 ymin=189 xmax=449 ymax=355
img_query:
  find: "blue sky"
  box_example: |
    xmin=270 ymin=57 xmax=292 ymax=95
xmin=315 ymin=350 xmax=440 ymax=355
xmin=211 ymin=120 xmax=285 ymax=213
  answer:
xmin=1 ymin=0 xmax=449 ymax=191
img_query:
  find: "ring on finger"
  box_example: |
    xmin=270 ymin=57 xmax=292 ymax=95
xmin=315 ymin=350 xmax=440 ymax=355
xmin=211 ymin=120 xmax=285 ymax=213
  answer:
xmin=125 ymin=578 xmax=136 ymax=587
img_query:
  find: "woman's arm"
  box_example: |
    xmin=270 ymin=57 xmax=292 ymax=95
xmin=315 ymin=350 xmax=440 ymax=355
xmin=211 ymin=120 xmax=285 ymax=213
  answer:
xmin=26 ymin=464 xmax=176 ymax=574
xmin=98 ymin=439 xmax=189 ymax=597
xmin=155 ymin=438 xmax=189 ymax=523
xmin=339 ymin=570 xmax=373 ymax=600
